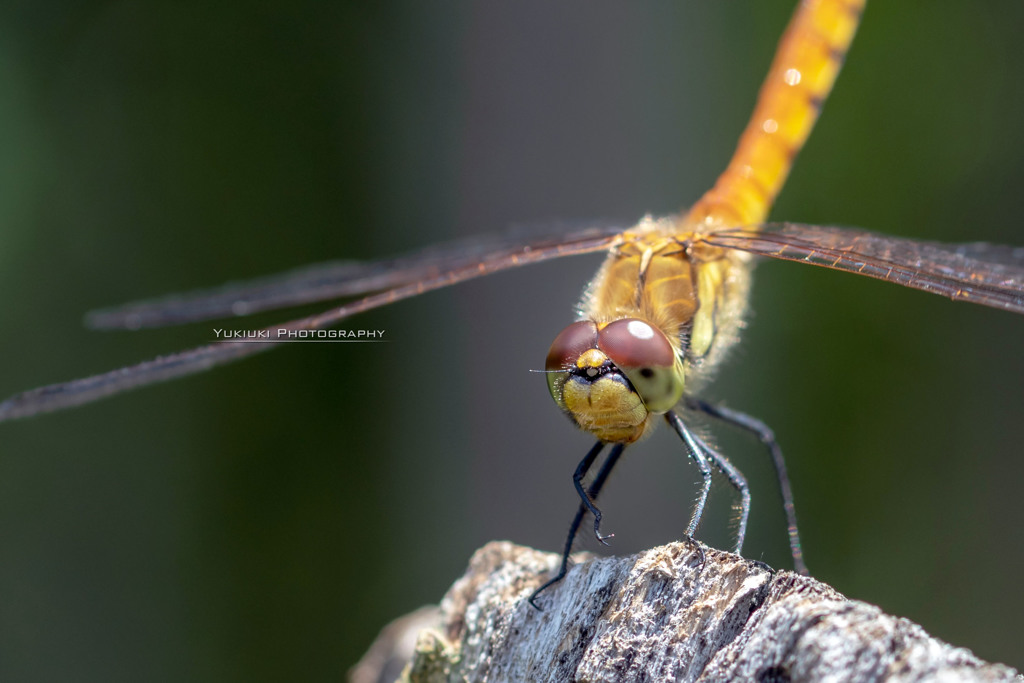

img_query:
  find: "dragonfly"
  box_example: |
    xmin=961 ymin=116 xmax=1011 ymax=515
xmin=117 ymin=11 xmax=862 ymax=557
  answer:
xmin=2 ymin=0 xmax=1024 ymax=608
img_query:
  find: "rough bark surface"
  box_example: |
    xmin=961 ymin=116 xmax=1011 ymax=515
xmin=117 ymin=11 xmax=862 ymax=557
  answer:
xmin=351 ymin=541 xmax=1021 ymax=683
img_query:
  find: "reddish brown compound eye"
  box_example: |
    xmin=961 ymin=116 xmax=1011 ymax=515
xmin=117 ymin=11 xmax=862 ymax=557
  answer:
xmin=597 ymin=319 xmax=675 ymax=370
xmin=597 ymin=318 xmax=684 ymax=413
xmin=545 ymin=321 xmax=599 ymax=371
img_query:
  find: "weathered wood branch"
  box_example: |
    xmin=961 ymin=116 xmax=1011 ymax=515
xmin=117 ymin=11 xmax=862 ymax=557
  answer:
xmin=351 ymin=541 xmax=1021 ymax=683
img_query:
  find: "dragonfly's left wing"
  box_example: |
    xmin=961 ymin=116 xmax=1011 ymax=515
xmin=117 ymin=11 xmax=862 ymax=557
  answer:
xmin=0 ymin=226 xmax=622 ymax=422
xmin=702 ymin=223 xmax=1024 ymax=314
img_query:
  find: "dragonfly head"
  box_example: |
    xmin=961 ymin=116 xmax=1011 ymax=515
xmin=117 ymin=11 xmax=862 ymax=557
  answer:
xmin=545 ymin=319 xmax=685 ymax=443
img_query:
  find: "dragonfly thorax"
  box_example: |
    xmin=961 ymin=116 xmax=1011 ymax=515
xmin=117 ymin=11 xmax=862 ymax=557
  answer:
xmin=545 ymin=319 xmax=685 ymax=444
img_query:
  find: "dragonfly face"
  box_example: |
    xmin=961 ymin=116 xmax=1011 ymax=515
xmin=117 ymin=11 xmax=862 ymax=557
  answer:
xmin=545 ymin=318 xmax=685 ymax=443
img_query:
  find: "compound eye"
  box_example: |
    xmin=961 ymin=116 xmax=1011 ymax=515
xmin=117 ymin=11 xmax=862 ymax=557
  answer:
xmin=598 ymin=319 xmax=683 ymax=413
xmin=597 ymin=319 xmax=675 ymax=369
xmin=545 ymin=321 xmax=599 ymax=371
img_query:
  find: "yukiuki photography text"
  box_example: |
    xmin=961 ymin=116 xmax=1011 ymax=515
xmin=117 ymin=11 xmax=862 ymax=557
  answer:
xmin=211 ymin=328 xmax=387 ymax=342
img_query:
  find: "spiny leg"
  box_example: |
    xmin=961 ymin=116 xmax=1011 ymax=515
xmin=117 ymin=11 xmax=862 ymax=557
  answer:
xmin=688 ymin=429 xmax=750 ymax=556
xmin=529 ymin=443 xmax=624 ymax=610
xmin=686 ymin=397 xmax=807 ymax=575
xmin=665 ymin=411 xmax=715 ymax=538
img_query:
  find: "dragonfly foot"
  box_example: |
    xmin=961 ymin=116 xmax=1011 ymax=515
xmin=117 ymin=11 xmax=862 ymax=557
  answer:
xmin=680 ymin=534 xmax=707 ymax=573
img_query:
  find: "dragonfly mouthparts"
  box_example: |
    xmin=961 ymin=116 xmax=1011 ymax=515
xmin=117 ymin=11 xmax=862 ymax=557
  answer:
xmin=569 ymin=360 xmax=622 ymax=382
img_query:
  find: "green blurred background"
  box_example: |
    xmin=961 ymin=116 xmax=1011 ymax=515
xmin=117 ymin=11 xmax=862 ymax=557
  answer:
xmin=1 ymin=1 xmax=1022 ymax=679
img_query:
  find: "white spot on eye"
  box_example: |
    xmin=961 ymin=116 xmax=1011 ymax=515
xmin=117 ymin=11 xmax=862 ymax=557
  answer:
xmin=626 ymin=320 xmax=655 ymax=340
xmin=762 ymin=118 xmax=778 ymax=134
xmin=783 ymin=68 xmax=801 ymax=86
xmin=586 ymin=367 xmax=598 ymax=377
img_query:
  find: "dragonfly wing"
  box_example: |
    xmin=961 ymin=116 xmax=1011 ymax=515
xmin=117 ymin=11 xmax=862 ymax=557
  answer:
xmin=86 ymin=259 xmax=426 ymax=330
xmin=87 ymin=223 xmax=625 ymax=330
xmin=702 ymin=223 xmax=1024 ymax=314
xmin=0 ymin=226 xmax=621 ymax=421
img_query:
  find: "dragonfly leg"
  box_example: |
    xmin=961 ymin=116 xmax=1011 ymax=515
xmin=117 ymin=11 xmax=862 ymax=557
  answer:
xmin=571 ymin=441 xmax=614 ymax=545
xmin=686 ymin=397 xmax=808 ymax=576
xmin=529 ymin=443 xmax=624 ymax=610
xmin=666 ymin=411 xmax=713 ymax=539
xmin=692 ymin=430 xmax=751 ymax=556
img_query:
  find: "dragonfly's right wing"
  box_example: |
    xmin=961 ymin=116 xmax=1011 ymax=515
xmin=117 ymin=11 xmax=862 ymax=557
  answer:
xmin=702 ymin=222 xmax=1024 ymax=314
xmin=86 ymin=259 xmax=437 ymax=330
xmin=1 ymin=226 xmax=622 ymax=422
xmin=88 ymin=225 xmax=622 ymax=330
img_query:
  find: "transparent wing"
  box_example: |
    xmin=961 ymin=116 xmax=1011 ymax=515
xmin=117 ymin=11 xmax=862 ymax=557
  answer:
xmin=701 ymin=222 xmax=1024 ymax=314
xmin=0 ymin=226 xmax=622 ymax=421
xmin=87 ymin=224 xmax=622 ymax=330
xmin=86 ymin=259 xmax=432 ymax=330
